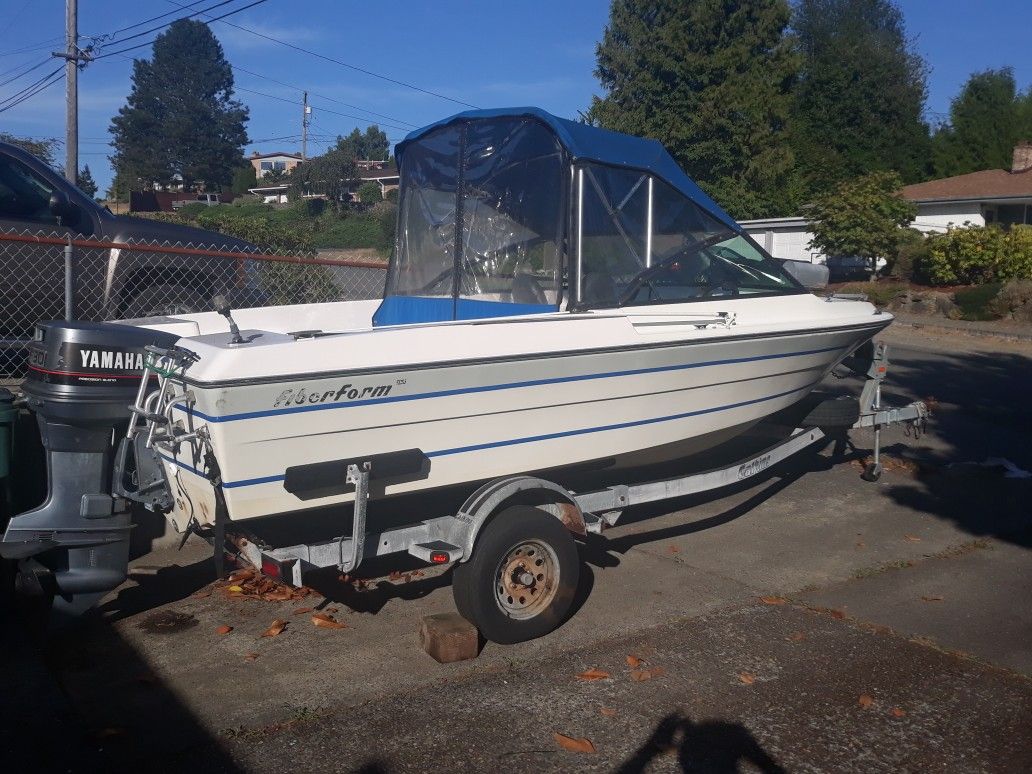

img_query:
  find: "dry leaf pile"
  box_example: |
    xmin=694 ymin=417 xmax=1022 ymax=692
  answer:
xmin=218 ymin=568 xmax=312 ymax=603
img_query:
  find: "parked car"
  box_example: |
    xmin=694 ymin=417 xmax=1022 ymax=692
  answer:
xmin=172 ymin=192 xmax=222 ymax=209
xmin=825 ymin=255 xmax=887 ymax=282
xmin=0 ymin=141 xmax=259 ymax=342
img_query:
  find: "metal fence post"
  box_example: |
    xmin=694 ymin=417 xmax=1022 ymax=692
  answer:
xmin=64 ymin=236 xmax=75 ymax=320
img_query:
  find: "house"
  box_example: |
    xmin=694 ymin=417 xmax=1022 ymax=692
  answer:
xmin=250 ymin=151 xmax=303 ymax=179
xmin=247 ymin=184 xmax=290 ymax=204
xmin=738 ymin=216 xmax=824 ymax=263
xmin=348 ymin=159 xmax=399 ymax=201
xmin=901 ymin=142 xmax=1032 ymax=233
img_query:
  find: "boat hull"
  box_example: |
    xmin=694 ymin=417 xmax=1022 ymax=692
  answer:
xmin=155 ymin=319 xmax=887 ymax=527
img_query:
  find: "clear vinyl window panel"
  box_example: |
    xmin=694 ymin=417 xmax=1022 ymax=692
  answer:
xmin=384 ymin=118 xmax=563 ymax=314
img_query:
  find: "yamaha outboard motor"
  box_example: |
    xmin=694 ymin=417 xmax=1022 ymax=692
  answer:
xmin=1 ymin=320 xmax=177 ymax=622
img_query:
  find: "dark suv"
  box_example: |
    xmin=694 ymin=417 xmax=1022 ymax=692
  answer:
xmin=0 ymin=141 xmax=256 ymax=341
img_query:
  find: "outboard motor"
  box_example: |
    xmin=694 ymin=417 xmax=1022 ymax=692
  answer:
xmin=1 ymin=320 xmax=177 ymax=622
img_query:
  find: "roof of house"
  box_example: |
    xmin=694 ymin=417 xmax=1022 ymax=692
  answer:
xmin=902 ymin=168 xmax=1032 ymax=203
xmin=250 ymin=151 xmax=303 ymax=160
xmin=356 ymin=161 xmax=398 ymax=180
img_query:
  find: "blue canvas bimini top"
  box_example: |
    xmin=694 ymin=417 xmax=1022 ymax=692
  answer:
xmin=395 ymin=106 xmax=743 ymax=235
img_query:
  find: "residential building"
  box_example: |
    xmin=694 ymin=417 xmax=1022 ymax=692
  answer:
xmin=901 ymin=142 xmax=1032 ymax=232
xmin=250 ymin=151 xmax=303 ymax=179
xmin=740 ymin=142 xmax=1032 ymax=262
xmin=349 ymin=159 xmax=399 ymax=200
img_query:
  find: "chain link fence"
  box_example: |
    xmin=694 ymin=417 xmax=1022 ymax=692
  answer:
xmin=0 ymin=228 xmax=388 ymax=379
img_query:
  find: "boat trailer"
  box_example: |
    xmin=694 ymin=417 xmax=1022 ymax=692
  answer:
xmin=222 ymin=342 xmax=927 ymax=590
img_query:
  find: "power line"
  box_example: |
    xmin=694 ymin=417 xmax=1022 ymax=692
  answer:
xmin=95 ymin=0 xmax=211 ymax=39
xmin=229 ymin=62 xmax=419 ymax=129
xmin=93 ymin=0 xmax=270 ymax=60
xmin=232 ymin=83 xmax=411 ymax=132
xmin=0 ymin=67 xmax=65 ymax=113
xmin=0 ymin=56 xmax=51 ymax=86
xmin=163 ymin=0 xmax=479 ymax=109
xmin=95 ymin=0 xmax=241 ymax=50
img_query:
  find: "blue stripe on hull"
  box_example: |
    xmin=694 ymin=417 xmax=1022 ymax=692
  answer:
xmin=160 ymin=379 xmax=820 ymax=489
xmin=175 ymin=344 xmax=842 ymax=424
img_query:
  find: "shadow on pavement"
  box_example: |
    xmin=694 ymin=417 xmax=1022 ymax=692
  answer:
xmin=844 ymin=346 xmax=1032 ymax=549
xmin=616 ymin=711 xmax=785 ymax=774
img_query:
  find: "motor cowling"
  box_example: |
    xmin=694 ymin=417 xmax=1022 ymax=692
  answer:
xmin=2 ymin=320 xmax=178 ymax=622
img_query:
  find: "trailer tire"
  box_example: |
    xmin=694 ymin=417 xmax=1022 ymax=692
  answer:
xmin=452 ymin=506 xmax=579 ymax=644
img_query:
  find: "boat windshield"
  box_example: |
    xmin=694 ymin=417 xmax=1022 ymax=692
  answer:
xmin=574 ymin=165 xmax=802 ymax=307
xmin=375 ymin=118 xmax=564 ymax=325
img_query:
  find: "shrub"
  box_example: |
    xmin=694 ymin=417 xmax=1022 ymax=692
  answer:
xmin=357 ymin=181 xmax=383 ymax=204
xmin=925 ymin=224 xmax=1032 ymax=285
xmin=889 ymin=228 xmax=930 ymax=282
xmin=953 ymin=283 xmax=1004 ymax=320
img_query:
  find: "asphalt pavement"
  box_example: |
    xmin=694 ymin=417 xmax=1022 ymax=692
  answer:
xmin=3 ymin=324 xmax=1031 ymax=773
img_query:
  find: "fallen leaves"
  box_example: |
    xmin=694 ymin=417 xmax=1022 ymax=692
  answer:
xmin=921 ymin=595 xmax=944 ymax=602
xmin=292 ymin=606 xmax=313 ymax=615
xmin=828 ymin=609 xmax=846 ymax=620
xmin=890 ymin=707 xmax=907 ymax=718
xmin=215 ymin=625 xmax=233 ymax=636
xmin=630 ymin=667 xmax=665 ymax=682
xmin=738 ymin=672 xmax=757 ymax=685
xmin=554 ymin=733 xmax=595 ymax=754
xmin=243 ymin=652 xmax=259 ymax=662
xmin=217 ymin=568 xmax=312 ymax=603
xmin=575 ymin=668 xmax=611 ymax=682
xmin=261 ymin=619 xmax=287 ymax=638
xmin=599 ymin=707 xmax=618 ymax=718
xmin=626 ymin=654 xmax=642 ymax=668
xmin=858 ymin=694 xmax=875 ymax=709
xmin=904 ymin=534 xmax=922 ymax=543
xmin=311 ymin=612 xmax=346 ymax=630
xmin=759 ymin=596 xmax=787 ymax=606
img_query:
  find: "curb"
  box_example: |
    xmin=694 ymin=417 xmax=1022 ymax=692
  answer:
xmin=891 ymin=314 xmax=1032 ymax=343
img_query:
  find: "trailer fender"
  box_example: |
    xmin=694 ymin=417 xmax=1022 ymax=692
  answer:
xmin=452 ymin=475 xmax=588 ymax=561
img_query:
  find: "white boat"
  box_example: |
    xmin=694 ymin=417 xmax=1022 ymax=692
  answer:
xmin=126 ymin=108 xmax=891 ymax=533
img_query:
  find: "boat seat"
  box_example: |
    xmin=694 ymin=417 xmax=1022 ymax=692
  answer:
xmin=581 ymin=272 xmax=618 ymax=307
xmin=510 ymin=273 xmax=548 ymax=305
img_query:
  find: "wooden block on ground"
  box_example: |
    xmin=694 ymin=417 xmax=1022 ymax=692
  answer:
xmin=419 ymin=612 xmax=479 ymax=663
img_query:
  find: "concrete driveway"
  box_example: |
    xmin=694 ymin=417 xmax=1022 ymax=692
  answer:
xmin=4 ymin=323 xmax=1031 ymax=772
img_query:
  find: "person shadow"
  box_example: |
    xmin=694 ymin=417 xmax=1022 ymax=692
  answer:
xmin=617 ymin=712 xmax=785 ymax=774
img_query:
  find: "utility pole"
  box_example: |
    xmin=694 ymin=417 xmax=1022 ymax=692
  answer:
xmin=301 ymin=91 xmax=310 ymax=161
xmin=52 ymin=0 xmax=83 ymax=184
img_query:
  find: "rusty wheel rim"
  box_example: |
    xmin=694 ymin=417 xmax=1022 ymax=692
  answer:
xmin=493 ymin=540 xmax=559 ymax=620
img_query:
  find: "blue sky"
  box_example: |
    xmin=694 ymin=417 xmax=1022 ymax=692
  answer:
xmin=1 ymin=0 xmax=1029 ymax=193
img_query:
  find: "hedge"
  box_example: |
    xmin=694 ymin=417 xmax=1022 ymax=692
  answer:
xmin=924 ymin=224 xmax=1032 ymax=285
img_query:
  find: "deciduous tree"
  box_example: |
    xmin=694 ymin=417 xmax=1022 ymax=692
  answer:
xmin=588 ymin=0 xmax=800 ymax=219
xmin=807 ymin=171 xmax=916 ymax=278
xmin=110 ymin=19 xmax=248 ymax=191
xmin=931 ymin=68 xmax=1032 ymax=177
xmin=335 ymin=126 xmax=390 ymax=161
xmin=0 ymin=133 xmax=59 ymax=166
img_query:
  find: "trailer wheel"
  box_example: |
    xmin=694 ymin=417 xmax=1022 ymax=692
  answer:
xmin=453 ymin=506 xmax=579 ymax=644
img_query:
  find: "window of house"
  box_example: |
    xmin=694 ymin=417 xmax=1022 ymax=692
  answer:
xmin=260 ymin=161 xmax=272 ymax=171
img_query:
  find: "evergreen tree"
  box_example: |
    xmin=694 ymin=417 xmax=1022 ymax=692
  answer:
xmin=588 ymin=0 xmax=800 ymax=219
xmin=791 ymin=0 xmax=930 ymax=196
xmin=76 ymin=164 xmax=98 ymax=199
xmin=110 ymin=19 xmax=248 ymax=191
xmin=335 ymin=126 xmax=390 ymax=161
xmin=931 ymin=68 xmax=1032 ymax=177
xmin=231 ymin=161 xmax=258 ymax=195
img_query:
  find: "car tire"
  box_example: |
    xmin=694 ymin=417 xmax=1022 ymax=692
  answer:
xmin=452 ymin=506 xmax=579 ymax=644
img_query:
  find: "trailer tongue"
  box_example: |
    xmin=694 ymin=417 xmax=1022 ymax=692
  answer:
xmin=0 ymin=320 xmax=176 ymax=622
